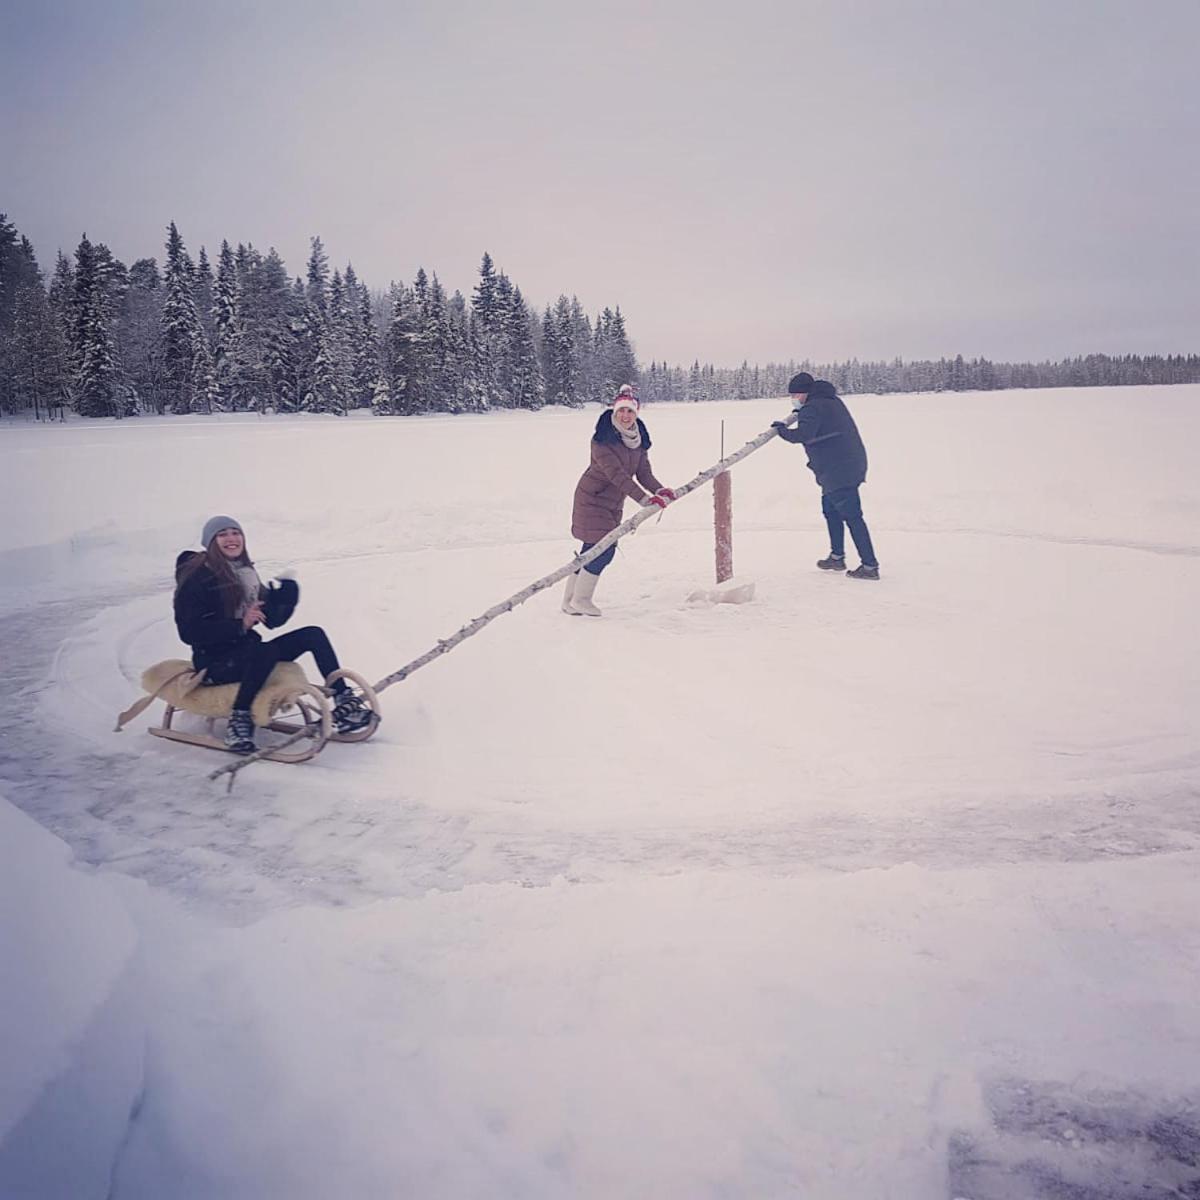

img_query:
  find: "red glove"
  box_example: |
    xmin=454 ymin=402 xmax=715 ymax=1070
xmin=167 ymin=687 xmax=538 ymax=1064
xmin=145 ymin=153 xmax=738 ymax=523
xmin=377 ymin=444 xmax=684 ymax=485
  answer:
xmin=656 ymin=487 xmax=677 ymax=502
xmin=646 ymin=493 xmax=668 ymax=508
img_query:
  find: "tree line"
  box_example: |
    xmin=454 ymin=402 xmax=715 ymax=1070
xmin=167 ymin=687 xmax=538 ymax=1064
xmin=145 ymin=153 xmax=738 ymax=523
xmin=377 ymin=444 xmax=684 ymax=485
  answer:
xmin=0 ymin=213 xmax=637 ymax=419
xmin=639 ymin=353 xmax=1200 ymax=404
xmin=1 ymin=211 xmax=1196 ymax=420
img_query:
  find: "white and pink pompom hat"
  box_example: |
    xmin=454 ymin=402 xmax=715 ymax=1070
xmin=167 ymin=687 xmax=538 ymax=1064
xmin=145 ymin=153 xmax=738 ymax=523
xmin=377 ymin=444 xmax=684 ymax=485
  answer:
xmin=611 ymin=384 xmax=639 ymax=413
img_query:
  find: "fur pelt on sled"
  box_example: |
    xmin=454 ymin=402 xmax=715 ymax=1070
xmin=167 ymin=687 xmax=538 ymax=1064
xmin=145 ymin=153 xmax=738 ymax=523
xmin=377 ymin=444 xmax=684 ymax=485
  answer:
xmin=140 ymin=658 xmax=315 ymax=727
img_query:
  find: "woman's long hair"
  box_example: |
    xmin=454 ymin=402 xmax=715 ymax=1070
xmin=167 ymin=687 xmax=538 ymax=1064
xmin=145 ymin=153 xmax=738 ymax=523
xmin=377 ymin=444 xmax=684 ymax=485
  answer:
xmin=175 ymin=538 xmax=255 ymax=618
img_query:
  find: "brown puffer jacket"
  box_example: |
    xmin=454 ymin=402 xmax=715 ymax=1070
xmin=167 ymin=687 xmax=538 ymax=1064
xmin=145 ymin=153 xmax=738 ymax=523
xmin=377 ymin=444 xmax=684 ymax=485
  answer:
xmin=571 ymin=411 xmax=665 ymax=542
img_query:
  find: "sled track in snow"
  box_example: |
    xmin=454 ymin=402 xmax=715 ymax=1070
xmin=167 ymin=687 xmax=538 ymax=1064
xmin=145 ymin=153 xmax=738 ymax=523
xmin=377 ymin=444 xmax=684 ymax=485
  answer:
xmin=3 ymin=586 xmax=1200 ymax=922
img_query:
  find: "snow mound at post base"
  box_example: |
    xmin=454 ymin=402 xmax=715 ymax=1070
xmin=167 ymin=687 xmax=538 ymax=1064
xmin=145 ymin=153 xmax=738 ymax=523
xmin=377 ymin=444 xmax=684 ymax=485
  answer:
xmin=687 ymin=578 xmax=756 ymax=605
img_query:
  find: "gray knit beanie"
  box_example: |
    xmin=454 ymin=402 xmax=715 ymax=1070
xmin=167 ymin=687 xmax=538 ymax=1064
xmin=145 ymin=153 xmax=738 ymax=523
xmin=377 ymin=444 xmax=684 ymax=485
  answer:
xmin=201 ymin=515 xmax=244 ymax=549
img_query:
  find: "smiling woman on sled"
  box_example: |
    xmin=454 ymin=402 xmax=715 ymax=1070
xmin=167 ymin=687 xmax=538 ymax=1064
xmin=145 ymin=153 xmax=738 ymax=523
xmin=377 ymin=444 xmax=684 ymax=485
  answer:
xmin=173 ymin=515 xmax=374 ymax=754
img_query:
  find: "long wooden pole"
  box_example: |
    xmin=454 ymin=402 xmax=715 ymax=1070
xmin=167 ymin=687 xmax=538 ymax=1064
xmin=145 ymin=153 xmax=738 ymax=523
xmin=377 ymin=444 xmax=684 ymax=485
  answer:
xmin=208 ymin=410 xmax=797 ymax=786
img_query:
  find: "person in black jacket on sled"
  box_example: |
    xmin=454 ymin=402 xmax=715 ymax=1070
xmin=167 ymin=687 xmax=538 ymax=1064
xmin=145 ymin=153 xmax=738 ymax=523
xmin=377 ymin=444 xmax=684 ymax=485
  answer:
xmin=173 ymin=515 xmax=372 ymax=753
xmin=772 ymin=373 xmax=880 ymax=580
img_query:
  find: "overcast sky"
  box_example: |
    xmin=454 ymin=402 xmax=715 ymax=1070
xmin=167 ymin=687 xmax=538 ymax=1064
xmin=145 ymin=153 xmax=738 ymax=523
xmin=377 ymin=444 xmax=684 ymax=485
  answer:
xmin=4 ymin=0 xmax=1198 ymax=366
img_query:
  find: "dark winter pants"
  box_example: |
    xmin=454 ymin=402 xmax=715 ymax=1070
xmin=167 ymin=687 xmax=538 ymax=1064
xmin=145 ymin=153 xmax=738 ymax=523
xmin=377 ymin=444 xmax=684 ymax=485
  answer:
xmin=232 ymin=626 xmax=343 ymax=712
xmin=579 ymin=541 xmax=616 ymax=577
xmin=822 ymin=487 xmax=878 ymax=568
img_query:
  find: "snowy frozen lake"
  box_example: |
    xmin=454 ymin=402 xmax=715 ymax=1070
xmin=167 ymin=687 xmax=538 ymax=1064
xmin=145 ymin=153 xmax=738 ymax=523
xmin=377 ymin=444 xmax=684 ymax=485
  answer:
xmin=2 ymin=386 xmax=1199 ymax=1198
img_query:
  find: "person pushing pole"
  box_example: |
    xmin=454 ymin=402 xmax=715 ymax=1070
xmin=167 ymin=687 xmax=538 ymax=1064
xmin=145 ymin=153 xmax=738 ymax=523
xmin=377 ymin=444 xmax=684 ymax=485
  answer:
xmin=771 ymin=372 xmax=880 ymax=580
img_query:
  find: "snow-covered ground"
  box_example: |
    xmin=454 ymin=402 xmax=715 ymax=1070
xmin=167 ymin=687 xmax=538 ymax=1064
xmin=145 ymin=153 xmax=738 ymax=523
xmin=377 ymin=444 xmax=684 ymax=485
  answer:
xmin=2 ymin=387 xmax=1199 ymax=1198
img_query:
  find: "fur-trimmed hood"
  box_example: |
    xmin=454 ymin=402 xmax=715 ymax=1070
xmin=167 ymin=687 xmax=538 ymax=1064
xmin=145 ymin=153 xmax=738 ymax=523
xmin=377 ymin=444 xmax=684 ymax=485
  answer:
xmin=175 ymin=548 xmax=201 ymax=582
xmin=592 ymin=409 xmax=652 ymax=449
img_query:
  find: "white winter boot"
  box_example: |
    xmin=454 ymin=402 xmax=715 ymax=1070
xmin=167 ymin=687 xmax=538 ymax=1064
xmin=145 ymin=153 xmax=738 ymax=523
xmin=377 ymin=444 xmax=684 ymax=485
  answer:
xmin=561 ymin=572 xmax=578 ymax=613
xmin=569 ymin=569 xmax=602 ymax=617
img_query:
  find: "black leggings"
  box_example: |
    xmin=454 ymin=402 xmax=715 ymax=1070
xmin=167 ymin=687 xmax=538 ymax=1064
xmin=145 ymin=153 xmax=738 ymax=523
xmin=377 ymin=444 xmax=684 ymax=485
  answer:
xmin=233 ymin=626 xmax=342 ymax=712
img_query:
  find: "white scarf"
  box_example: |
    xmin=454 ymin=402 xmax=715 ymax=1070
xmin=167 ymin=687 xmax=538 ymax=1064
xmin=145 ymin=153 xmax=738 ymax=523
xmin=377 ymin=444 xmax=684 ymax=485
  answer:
xmin=615 ymin=416 xmax=642 ymax=450
xmin=233 ymin=563 xmax=263 ymax=618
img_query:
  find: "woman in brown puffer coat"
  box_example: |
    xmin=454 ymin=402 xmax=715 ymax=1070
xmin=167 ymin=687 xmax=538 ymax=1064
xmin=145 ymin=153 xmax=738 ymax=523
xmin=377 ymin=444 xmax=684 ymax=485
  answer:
xmin=564 ymin=385 xmax=675 ymax=617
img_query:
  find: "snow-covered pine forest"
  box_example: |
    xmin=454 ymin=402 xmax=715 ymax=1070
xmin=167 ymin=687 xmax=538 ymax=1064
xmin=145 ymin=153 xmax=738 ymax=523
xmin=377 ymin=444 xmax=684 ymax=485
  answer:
xmin=2 ymin=213 xmax=1200 ymax=424
xmin=1 ymin=211 xmax=1197 ymax=422
xmin=0 ymin=215 xmax=638 ymax=419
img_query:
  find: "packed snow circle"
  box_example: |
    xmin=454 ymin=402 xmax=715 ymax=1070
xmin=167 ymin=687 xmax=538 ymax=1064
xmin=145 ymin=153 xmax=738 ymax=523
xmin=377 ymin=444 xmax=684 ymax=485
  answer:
xmin=3 ymin=387 xmax=1199 ymax=1199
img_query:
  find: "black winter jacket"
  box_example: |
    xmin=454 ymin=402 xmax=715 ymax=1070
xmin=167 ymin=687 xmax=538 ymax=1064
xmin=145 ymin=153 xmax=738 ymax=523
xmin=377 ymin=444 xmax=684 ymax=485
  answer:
xmin=173 ymin=551 xmax=298 ymax=673
xmin=776 ymin=380 xmax=868 ymax=492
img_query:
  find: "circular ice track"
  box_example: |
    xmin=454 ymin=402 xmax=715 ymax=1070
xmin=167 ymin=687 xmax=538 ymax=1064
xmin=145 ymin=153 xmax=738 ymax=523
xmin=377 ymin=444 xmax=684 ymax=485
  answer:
xmin=15 ymin=527 xmax=1200 ymax=918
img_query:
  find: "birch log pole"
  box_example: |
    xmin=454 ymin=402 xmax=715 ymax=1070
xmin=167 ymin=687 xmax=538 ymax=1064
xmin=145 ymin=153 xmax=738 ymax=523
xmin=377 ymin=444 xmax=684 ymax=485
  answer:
xmin=208 ymin=410 xmax=797 ymax=786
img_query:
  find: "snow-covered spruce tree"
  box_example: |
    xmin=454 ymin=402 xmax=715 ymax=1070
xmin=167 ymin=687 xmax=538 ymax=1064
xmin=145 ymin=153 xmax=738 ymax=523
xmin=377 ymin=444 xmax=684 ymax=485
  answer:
xmin=356 ymin=276 xmax=383 ymax=410
xmin=225 ymin=244 xmax=295 ymax=412
xmin=7 ymin=273 xmax=71 ymax=418
xmin=386 ymin=285 xmax=434 ymax=415
xmin=0 ymin=223 xmax=45 ymax=413
xmin=0 ymin=214 xmax=18 ymax=356
xmin=490 ymin=271 xmax=516 ymax=408
xmin=569 ymin=299 xmax=595 ymax=402
xmin=115 ymin=258 xmax=166 ymax=413
xmin=506 ymin=285 xmax=544 ymax=410
xmin=539 ymin=305 xmax=560 ymax=405
xmin=309 ymin=323 xmax=342 ymax=413
xmin=257 ymin=250 xmax=298 ymax=411
xmin=448 ymin=289 xmax=483 ymax=412
xmin=0 ymin=217 xmax=43 ymax=338
xmin=47 ymin=251 xmax=74 ymax=344
xmin=160 ymin=222 xmax=205 ymax=414
xmin=605 ymin=306 xmax=637 ymax=394
xmin=211 ymin=240 xmax=237 ymax=409
xmin=431 ymin=274 xmax=472 ymax=413
xmin=591 ymin=306 xmax=637 ymax=400
xmin=194 ymin=246 xmax=215 ymax=345
xmin=419 ymin=272 xmax=455 ymax=412
xmin=72 ymin=234 xmax=122 ymax=417
xmin=471 ymin=252 xmax=507 ymax=406
xmin=280 ymin=274 xmax=306 ymax=411
xmin=295 ymin=236 xmax=330 ymax=411
xmin=325 ymin=269 xmax=355 ymax=413
xmin=308 ymin=267 xmax=351 ymax=417
xmin=191 ymin=322 xmax=219 ymax=413
xmin=305 ymin=235 xmax=329 ymax=318
xmin=370 ymin=376 xmax=392 ymax=414
xmin=343 ymin=264 xmax=380 ymax=409
xmin=592 ymin=309 xmax=609 ymax=399
xmin=228 ymin=243 xmax=262 ymax=411
xmin=549 ymin=295 xmax=582 ymax=406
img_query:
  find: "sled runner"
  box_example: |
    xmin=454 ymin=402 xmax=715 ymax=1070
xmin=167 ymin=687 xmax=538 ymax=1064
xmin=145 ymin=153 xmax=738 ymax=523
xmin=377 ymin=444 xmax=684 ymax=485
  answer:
xmin=116 ymin=659 xmax=381 ymax=764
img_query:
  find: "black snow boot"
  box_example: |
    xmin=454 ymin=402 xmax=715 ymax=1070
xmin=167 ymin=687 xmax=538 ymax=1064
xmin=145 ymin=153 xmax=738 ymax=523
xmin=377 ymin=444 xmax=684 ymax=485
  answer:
xmin=331 ymin=690 xmax=373 ymax=735
xmin=224 ymin=708 xmax=257 ymax=754
xmin=846 ymin=564 xmax=880 ymax=580
xmin=817 ymin=553 xmax=847 ymax=571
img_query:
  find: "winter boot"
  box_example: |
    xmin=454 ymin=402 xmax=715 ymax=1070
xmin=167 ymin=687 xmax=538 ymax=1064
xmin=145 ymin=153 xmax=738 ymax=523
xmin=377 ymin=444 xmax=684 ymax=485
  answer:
xmin=330 ymin=689 xmax=373 ymax=734
xmin=224 ymin=708 xmax=257 ymax=754
xmin=817 ymin=553 xmax=847 ymax=571
xmin=846 ymin=564 xmax=880 ymax=580
xmin=569 ymin=569 xmax=602 ymax=617
xmin=561 ymin=572 xmax=578 ymax=614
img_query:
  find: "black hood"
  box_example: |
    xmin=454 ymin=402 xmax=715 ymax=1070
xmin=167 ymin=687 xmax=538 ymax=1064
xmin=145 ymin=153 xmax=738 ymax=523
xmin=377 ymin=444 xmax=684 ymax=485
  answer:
xmin=592 ymin=409 xmax=652 ymax=449
xmin=807 ymin=379 xmax=838 ymax=399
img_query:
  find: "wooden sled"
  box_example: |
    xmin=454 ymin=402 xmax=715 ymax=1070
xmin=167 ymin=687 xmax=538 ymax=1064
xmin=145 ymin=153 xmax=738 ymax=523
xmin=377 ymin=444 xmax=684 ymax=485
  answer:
xmin=117 ymin=659 xmax=381 ymax=764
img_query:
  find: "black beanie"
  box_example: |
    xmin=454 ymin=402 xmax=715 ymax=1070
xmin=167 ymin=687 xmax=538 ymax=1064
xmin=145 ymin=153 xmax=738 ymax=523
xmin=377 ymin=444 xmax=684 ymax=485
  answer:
xmin=788 ymin=372 xmax=814 ymax=395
